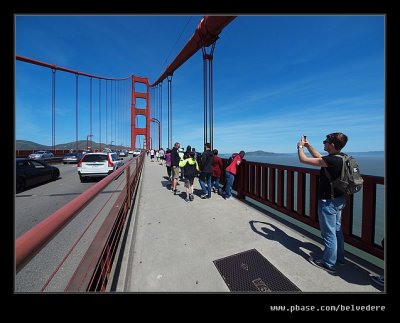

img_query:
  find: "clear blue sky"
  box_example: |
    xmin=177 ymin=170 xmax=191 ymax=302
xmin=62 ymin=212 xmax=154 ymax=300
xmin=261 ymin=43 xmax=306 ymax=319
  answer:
xmin=16 ymin=15 xmax=384 ymax=154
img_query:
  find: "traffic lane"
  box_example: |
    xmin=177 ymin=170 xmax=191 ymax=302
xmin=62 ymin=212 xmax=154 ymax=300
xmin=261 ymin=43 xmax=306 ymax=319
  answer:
xmin=15 ymin=163 xmax=97 ymax=237
xmin=15 ymin=156 xmax=132 ymax=237
xmin=15 ymin=164 xmax=129 ymax=291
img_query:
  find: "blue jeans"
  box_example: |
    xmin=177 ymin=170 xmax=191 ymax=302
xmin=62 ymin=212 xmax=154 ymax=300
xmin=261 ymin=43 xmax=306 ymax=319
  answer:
xmin=318 ymin=195 xmax=346 ymax=269
xmin=224 ymin=171 xmax=235 ymax=198
xmin=199 ymin=172 xmax=212 ymax=198
xmin=212 ymin=176 xmax=221 ymax=192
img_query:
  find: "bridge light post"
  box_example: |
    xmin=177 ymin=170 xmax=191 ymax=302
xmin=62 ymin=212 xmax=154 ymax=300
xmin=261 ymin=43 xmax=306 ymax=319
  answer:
xmin=151 ymin=118 xmax=161 ymax=150
xmin=110 ymin=140 xmax=115 ymax=151
xmin=86 ymin=134 xmax=93 ymax=151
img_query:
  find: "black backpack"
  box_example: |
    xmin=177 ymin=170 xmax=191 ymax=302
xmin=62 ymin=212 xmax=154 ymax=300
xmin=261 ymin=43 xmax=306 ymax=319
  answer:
xmin=324 ymin=154 xmax=364 ymax=198
xmin=184 ymin=160 xmax=197 ymax=177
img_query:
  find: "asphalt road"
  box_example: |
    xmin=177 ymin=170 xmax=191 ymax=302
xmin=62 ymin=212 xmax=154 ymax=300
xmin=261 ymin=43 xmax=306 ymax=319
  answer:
xmin=15 ymin=155 xmax=133 ymax=292
xmin=15 ymin=156 xmax=132 ymax=237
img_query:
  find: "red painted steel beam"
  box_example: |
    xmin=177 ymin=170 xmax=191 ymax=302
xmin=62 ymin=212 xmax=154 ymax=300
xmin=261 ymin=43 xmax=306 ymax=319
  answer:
xmin=151 ymin=16 xmax=236 ymax=86
xmin=16 ymin=55 xmax=130 ymax=81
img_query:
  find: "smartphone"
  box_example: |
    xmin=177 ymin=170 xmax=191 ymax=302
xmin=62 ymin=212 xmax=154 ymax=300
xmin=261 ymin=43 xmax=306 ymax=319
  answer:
xmin=303 ymin=135 xmax=307 ymax=140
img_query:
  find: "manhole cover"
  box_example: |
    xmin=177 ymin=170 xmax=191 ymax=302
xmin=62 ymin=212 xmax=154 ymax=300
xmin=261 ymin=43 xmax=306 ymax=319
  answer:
xmin=213 ymin=249 xmax=301 ymax=292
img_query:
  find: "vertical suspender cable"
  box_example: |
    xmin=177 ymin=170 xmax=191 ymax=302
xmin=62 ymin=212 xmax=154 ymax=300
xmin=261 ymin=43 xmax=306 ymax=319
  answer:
xmin=75 ymin=74 xmax=79 ymax=150
xmin=158 ymin=82 xmax=162 ymax=147
xmin=99 ymin=79 xmax=101 ymax=151
xmin=209 ymin=42 xmax=215 ymax=150
xmin=105 ymin=80 xmax=108 ymax=148
xmin=117 ymin=81 xmax=119 ymax=147
xmin=151 ymin=87 xmax=154 ymax=149
xmin=51 ymin=69 xmax=56 ymax=152
xmin=167 ymin=75 xmax=173 ymax=149
xmin=110 ymin=80 xmax=113 ymax=147
xmin=122 ymin=81 xmax=125 ymax=147
xmin=156 ymin=85 xmax=159 ymax=148
xmin=203 ymin=53 xmax=208 ymax=146
xmin=126 ymin=80 xmax=129 ymax=147
xmin=201 ymin=42 xmax=216 ymax=149
xmin=89 ymin=77 xmax=93 ymax=150
xmin=125 ymin=81 xmax=128 ymax=147
xmin=155 ymin=85 xmax=158 ymax=148
xmin=114 ymin=81 xmax=117 ymax=147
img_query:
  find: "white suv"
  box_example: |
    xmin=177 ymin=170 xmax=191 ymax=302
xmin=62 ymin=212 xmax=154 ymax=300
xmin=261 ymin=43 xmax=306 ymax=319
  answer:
xmin=77 ymin=152 xmax=124 ymax=182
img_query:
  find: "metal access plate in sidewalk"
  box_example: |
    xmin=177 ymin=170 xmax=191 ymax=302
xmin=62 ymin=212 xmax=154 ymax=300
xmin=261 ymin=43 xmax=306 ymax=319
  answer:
xmin=213 ymin=249 xmax=301 ymax=292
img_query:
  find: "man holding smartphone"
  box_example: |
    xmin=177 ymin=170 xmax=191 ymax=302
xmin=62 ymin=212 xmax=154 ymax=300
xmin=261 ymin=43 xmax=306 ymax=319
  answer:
xmin=297 ymin=132 xmax=348 ymax=274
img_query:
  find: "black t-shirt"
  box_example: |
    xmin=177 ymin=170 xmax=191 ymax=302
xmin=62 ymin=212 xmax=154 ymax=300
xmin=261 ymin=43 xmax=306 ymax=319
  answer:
xmin=200 ymin=150 xmax=214 ymax=173
xmin=171 ymin=148 xmax=181 ymax=167
xmin=318 ymin=154 xmax=344 ymax=199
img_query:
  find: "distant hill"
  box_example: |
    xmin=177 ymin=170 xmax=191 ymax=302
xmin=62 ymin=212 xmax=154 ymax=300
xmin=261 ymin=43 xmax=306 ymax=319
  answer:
xmin=345 ymin=151 xmax=384 ymax=156
xmin=16 ymin=140 xmax=129 ymax=151
xmin=221 ymin=150 xmax=384 ymax=157
xmin=285 ymin=150 xmax=384 ymax=156
xmin=244 ymin=150 xmax=284 ymax=156
xmin=16 ymin=140 xmax=49 ymax=150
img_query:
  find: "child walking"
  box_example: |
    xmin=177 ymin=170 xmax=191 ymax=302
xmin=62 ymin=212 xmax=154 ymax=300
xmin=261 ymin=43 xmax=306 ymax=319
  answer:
xmin=179 ymin=151 xmax=200 ymax=202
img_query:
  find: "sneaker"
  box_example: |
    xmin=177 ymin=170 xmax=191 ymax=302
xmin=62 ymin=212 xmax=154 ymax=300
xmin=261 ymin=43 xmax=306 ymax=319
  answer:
xmin=370 ymin=275 xmax=384 ymax=287
xmin=174 ymin=189 xmax=179 ymax=195
xmin=189 ymin=194 xmax=194 ymax=201
xmin=185 ymin=198 xmax=190 ymax=203
xmin=308 ymin=257 xmax=336 ymax=274
xmin=200 ymin=194 xmax=208 ymax=199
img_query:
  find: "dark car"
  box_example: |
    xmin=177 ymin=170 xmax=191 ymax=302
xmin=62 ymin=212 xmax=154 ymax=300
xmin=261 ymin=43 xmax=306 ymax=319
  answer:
xmin=16 ymin=158 xmax=60 ymax=193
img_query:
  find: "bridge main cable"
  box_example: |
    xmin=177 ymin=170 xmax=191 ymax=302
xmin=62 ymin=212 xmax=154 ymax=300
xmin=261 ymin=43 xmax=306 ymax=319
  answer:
xmin=151 ymin=16 xmax=236 ymax=87
xmin=16 ymin=55 xmax=131 ymax=81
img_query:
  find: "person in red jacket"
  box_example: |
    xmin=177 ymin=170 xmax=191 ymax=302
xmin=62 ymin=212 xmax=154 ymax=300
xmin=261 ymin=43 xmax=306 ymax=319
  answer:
xmin=222 ymin=150 xmax=245 ymax=200
xmin=211 ymin=149 xmax=223 ymax=195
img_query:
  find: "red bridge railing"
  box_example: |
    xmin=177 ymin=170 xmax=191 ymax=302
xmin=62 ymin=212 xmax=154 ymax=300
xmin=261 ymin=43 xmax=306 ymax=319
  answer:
xmin=222 ymin=159 xmax=384 ymax=260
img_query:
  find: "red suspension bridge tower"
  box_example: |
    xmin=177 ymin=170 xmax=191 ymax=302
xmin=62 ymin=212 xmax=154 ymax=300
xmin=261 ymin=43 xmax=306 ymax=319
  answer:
xmin=131 ymin=75 xmax=151 ymax=150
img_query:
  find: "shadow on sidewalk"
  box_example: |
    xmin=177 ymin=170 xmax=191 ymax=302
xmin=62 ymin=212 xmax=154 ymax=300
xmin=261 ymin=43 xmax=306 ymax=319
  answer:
xmin=249 ymin=220 xmax=382 ymax=289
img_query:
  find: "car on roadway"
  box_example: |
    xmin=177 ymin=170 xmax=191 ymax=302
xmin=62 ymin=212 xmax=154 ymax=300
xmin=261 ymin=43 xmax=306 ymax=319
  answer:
xmin=118 ymin=150 xmax=128 ymax=157
xmin=77 ymin=152 xmax=124 ymax=182
xmin=16 ymin=158 xmax=60 ymax=193
xmin=129 ymin=149 xmax=142 ymax=157
xmin=62 ymin=152 xmax=83 ymax=164
xmin=28 ymin=150 xmax=54 ymax=160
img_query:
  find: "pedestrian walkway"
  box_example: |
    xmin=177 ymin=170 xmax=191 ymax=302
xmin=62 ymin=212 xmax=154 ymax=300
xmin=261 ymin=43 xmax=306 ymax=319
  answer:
xmin=115 ymin=157 xmax=383 ymax=292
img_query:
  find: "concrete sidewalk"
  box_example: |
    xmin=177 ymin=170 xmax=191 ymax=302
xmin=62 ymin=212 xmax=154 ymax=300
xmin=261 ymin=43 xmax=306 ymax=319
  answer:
xmin=115 ymin=157 xmax=383 ymax=293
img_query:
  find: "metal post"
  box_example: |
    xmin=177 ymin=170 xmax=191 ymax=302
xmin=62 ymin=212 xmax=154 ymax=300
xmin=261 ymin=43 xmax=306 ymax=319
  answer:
xmin=151 ymin=118 xmax=161 ymax=150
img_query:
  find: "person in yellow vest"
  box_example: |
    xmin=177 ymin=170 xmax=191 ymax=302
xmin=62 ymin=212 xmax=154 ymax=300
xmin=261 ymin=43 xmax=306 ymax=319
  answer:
xmin=179 ymin=151 xmax=200 ymax=202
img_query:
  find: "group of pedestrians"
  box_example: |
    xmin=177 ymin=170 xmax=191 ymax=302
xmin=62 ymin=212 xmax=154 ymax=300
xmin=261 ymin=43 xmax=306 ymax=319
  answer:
xmin=148 ymin=148 xmax=165 ymax=162
xmin=158 ymin=141 xmax=246 ymax=203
